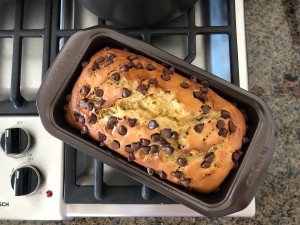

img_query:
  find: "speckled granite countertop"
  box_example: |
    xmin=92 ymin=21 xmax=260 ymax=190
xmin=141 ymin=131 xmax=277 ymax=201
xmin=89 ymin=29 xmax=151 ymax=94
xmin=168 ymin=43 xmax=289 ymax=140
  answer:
xmin=1 ymin=0 xmax=299 ymax=224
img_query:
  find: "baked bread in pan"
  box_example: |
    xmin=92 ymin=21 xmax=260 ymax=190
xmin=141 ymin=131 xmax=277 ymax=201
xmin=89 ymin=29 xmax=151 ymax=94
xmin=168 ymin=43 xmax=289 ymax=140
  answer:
xmin=65 ymin=47 xmax=247 ymax=193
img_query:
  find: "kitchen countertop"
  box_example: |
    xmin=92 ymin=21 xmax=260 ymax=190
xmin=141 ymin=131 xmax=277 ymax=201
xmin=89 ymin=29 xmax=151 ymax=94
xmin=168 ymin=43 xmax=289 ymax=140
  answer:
xmin=1 ymin=0 xmax=299 ymax=224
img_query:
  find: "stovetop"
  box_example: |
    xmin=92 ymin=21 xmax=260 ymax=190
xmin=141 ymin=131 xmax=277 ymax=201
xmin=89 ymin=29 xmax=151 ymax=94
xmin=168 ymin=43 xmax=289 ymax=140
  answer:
xmin=0 ymin=0 xmax=254 ymax=219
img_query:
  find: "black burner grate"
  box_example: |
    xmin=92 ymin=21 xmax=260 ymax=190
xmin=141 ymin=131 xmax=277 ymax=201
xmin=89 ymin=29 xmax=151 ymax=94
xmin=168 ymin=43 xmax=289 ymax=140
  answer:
xmin=0 ymin=0 xmax=51 ymax=114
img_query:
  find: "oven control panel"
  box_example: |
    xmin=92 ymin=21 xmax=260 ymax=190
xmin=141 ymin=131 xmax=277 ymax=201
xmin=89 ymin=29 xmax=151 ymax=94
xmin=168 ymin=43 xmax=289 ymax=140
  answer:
xmin=0 ymin=116 xmax=65 ymax=220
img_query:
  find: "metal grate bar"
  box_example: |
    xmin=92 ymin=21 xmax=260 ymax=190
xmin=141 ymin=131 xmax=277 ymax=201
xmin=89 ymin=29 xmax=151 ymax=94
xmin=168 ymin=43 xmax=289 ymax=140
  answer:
xmin=94 ymin=159 xmax=104 ymax=200
xmin=227 ymin=0 xmax=239 ymax=85
xmin=10 ymin=0 xmax=25 ymax=108
xmin=0 ymin=0 xmax=52 ymax=115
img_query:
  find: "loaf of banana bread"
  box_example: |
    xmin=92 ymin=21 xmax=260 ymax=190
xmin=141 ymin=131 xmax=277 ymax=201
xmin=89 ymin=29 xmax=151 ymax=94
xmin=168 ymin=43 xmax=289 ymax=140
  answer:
xmin=64 ymin=47 xmax=247 ymax=193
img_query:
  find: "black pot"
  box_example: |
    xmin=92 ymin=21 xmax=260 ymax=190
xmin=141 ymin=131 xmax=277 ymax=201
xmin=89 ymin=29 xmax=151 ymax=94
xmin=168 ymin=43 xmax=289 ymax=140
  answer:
xmin=77 ymin=0 xmax=198 ymax=27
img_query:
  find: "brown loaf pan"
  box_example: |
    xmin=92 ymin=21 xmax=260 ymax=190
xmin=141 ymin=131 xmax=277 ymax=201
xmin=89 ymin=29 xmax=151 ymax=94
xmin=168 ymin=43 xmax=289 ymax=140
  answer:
xmin=37 ymin=26 xmax=278 ymax=218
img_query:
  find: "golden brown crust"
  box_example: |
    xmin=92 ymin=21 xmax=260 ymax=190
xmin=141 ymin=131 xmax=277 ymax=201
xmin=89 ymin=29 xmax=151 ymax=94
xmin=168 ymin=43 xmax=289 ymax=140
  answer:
xmin=65 ymin=47 xmax=246 ymax=193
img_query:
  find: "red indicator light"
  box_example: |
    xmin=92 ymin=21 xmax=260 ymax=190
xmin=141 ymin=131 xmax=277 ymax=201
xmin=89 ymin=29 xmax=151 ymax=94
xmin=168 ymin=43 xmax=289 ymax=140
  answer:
xmin=46 ymin=190 xmax=53 ymax=198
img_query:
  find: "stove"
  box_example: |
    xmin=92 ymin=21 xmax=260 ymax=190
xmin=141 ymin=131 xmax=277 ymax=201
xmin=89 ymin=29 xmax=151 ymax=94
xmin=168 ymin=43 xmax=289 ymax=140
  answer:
xmin=0 ymin=0 xmax=255 ymax=220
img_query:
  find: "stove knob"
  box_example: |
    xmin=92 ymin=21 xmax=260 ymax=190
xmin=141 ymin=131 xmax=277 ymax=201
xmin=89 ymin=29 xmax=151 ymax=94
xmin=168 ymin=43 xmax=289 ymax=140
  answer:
xmin=0 ymin=128 xmax=30 ymax=157
xmin=11 ymin=166 xmax=41 ymax=196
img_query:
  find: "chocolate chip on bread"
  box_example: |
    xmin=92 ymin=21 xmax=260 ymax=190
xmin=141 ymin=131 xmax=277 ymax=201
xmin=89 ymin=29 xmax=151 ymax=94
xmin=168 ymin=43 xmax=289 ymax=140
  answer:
xmin=65 ymin=47 xmax=247 ymax=193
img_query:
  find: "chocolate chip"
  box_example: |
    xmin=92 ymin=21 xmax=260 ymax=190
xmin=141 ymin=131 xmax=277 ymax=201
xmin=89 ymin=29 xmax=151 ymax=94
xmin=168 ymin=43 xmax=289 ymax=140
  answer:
xmin=159 ymin=171 xmax=167 ymax=179
xmin=122 ymin=88 xmax=131 ymax=98
xmin=126 ymin=61 xmax=135 ymax=69
xmin=91 ymin=62 xmax=100 ymax=71
xmin=161 ymin=73 xmax=171 ymax=81
xmin=221 ymin=110 xmax=231 ymax=119
xmin=194 ymin=124 xmax=204 ymax=133
xmin=111 ymin=72 xmax=120 ymax=81
xmin=95 ymin=56 xmax=104 ymax=63
xmin=177 ymin=158 xmax=188 ymax=166
xmin=140 ymin=138 xmax=151 ymax=146
xmin=131 ymin=142 xmax=140 ymax=151
xmin=120 ymin=65 xmax=129 ymax=73
xmin=205 ymin=152 xmax=215 ymax=162
xmin=218 ymin=128 xmax=228 ymax=137
xmin=228 ymin=121 xmax=236 ymax=133
xmin=108 ymin=116 xmax=118 ymax=125
xmin=127 ymin=54 xmax=138 ymax=61
xmin=125 ymin=145 xmax=134 ymax=153
xmin=78 ymin=116 xmax=85 ymax=124
xmin=81 ymin=85 xmax=90 ymax=96
xmin=106 ymin=116 xmax=118 ymax=130
xmin=99 ymin=142 xmax=106 ymax=147
xmin=193 ymin=91 xmax=201 ymax=98
xmin=141 ymin=146 xmax=150 ymax=154
xmin=232 ymin=150 xmax=243 ymax=162
xmin=160 ymin=128 xmax=172 ymax=138
xmin=180 ymin=178 xmax=191 ymax=187
xmin=89 ymin=113 xmax=97 ymax=124
xmin=98 ymin=133 xmax=107 ymax=142
xmin=135 ymin=62 xmax=144 ymax=69
xmin=201 ymin=161 xmax=211 ymax=168
xmin=201 ymin=152 xmax=215 ymax=168
xmin=170 ymin=131 xmax=179 ymax=140
xmin=180 ymin=82 xmax=190 ymax=89
xmin=107 ymin=53 xmax=115 ymax=59
xmin=104 ymin=59 xmax=113 ymax=67
xmin=216 ymin=120 xmax=225 ymax=129
xmin=81 ymin=125 xmax=88 ymax=134
xmin=171 ymin=171 xmax=182 ymax=179
xmin=137 ymin=83 xmax=148 ymax=95
xmin=74 ymin=112 xmax=80 ymax=122
xmin=148 ymin=120 xmax=159 ymax=130
xmin=163 ymin=67 xmax=174 ymax=74
xmin=79 ymin=99 xmax=88 ymax=109
xmin=98 ymin=98 xmax=106 ymax=108
xmin=128 ymin=152 xmax=135 ymax=161
xmin=111 ymin=140 xmax=120 ymax=149
xmin=105 ymin=123 xmax=114 ymax=130
xmin=164 ymin=146 xmax=174 ymax=154
xmin=200 ymin=86 xmax=208 ymax=93
xmin=147 ymin=168 xmax=155 ymax=176
xmin=118 ymin=125 xmax=127 ymax=135
xmin=193 ymin=92 xmax=207 ymax=103
xmin=190 ymin=75 xmax=198 ymax=83
xmin=200 ymin=79 xmax=209 ymax=87
xmin=242 ymin=137 xmax=249 ymax=144
xmin=151 ymin=133 xmax=161 ymax=142
xmin=95 ymin=88 xmax=104 ymax=97
xmin=81 ymin=61 xmax=89 ymax=68
xmin=87 ymin=102 xmax=94 ymax=111
xmin=128 ymin=118 xmax=137 ymax=127
xmin=201 ymin=105 xmax=211 ymax=114
xmin=146 ymin=64 xmax=156 ymax=71
xmin=157 ymin=138 xmax=170 ymax=147
xmin=148 ymin=78 xmax=158 ymax=86
xmin=149 ymin=145 xmax=159 ymax=154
